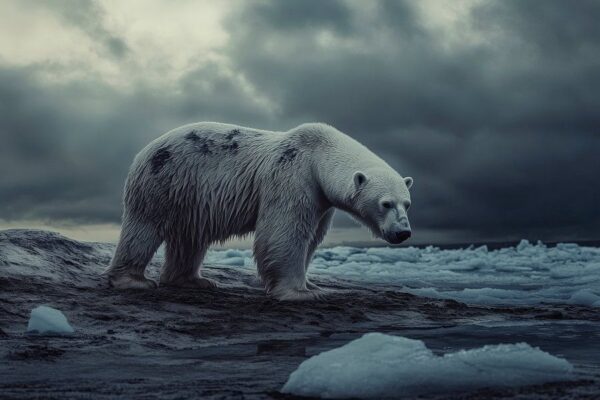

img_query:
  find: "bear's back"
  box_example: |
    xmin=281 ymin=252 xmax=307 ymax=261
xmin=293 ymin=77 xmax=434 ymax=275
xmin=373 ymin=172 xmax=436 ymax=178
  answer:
xmin=124 ymin=122 xmax=311 ymax=239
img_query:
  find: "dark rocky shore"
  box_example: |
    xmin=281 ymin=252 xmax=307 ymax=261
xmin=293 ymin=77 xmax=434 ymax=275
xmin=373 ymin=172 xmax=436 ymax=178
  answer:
xmin=1 ymin=229 xmax=599 ymax=399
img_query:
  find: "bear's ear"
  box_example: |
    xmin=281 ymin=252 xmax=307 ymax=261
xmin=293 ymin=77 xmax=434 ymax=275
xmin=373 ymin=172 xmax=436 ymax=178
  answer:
xmin=404 ymin=176 xmax=413 ymax=189
xmin=353 ymin=171 xmax=368 ymax=190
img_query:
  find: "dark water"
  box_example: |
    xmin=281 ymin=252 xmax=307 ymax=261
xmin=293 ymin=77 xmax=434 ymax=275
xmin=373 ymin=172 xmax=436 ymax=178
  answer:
xmin=1 ymin=230 xmax=599 ymax=399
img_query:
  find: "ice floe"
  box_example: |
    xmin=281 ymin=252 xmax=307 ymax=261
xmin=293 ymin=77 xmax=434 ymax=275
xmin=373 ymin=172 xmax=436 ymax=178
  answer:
xmin=282 ymin=332 xmax=574 ymax=398
xmin=27 ymin=305 xmax=74 ymax=334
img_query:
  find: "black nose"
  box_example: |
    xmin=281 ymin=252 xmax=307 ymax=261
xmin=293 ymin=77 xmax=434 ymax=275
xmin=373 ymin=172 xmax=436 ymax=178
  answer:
xmin=395 ymin=230 xmax=411 ymax=242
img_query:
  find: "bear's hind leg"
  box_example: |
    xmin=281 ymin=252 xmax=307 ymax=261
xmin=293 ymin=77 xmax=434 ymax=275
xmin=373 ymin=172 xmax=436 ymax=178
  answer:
xmin=105 ymin=217 xmax=162 ymax=289
xmin=160 ymin=235 xmax=216 ymax=289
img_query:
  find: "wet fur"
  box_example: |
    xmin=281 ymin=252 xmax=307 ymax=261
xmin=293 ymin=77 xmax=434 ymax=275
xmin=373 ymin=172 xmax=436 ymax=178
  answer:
xmin=105 ymin=122 xmax=407 ymax=300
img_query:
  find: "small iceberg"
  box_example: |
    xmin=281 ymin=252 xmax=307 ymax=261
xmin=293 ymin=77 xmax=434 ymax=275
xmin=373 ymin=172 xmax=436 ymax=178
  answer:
xmin=282 ymin=332 xmax=573 ymax=398
xmin=27 ymin=305 xmax=74 ymax=334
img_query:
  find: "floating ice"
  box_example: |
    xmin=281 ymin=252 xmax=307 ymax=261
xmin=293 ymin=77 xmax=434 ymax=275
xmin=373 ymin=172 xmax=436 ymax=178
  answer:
xmin=567 ymin=289 xmax=600 ymax=307
xmin=219 ymin=256 xmax=246 ymax=266
xmin=27 ymin=305 xmax=74 ymax=334
xmin=205 ymin=240 xmax=600 ymax=307
xmin=282 ymin=333 xmax=573 ymax=399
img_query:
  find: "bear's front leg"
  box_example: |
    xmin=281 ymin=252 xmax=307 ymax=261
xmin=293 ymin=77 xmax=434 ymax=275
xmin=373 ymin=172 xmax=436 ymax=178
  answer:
xmin=303 ymin=209 xmax=335 ymax=293
xmin=254 ymin=216 xmax=325 ymax=301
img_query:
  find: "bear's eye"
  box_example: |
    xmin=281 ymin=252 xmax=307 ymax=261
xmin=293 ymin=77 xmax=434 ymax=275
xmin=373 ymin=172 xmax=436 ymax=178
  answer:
xmin=381 ymin=201 xmax=393 ymax=209
xmin=404 ymin=202 xmax=411 ymax=210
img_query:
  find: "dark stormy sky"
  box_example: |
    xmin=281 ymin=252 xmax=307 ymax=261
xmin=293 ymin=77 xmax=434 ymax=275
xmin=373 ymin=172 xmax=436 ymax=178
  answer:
xmin=1 ymin=0 xmax=599 ymax=245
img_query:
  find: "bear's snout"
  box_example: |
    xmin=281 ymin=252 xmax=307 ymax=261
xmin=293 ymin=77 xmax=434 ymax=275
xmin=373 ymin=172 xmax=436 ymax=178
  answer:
xmin=395 ymin=230 xmax=411 ymax=242
xmin=385 ymin=229 xmax=411 ymax=244
xmin=384 ymin=217 xmax=412 ymax=244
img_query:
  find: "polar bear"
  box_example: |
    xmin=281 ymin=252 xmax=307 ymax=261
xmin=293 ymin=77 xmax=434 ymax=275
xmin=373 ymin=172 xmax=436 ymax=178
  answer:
xmin=105 ymin=122 xmax=413 ymax=300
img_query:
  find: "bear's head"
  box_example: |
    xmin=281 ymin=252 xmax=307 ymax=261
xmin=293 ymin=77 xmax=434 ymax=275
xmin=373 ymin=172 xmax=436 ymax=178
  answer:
xmin=348 ymin=169 xmax=413 ymax=244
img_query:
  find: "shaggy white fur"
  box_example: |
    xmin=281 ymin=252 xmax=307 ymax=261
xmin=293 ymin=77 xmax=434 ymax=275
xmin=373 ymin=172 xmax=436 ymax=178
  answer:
xmin=105 ymin=122 xmax=413 ymax=300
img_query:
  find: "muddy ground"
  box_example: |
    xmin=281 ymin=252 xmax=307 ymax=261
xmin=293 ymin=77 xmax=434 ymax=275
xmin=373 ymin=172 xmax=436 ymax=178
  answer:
xmin=1 ymin=230 xmax=599 ymax=399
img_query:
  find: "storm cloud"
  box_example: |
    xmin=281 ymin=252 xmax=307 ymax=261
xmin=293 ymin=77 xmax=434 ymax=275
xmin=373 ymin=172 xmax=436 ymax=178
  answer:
xmin=0 ymin=0 xmax=598 ymax=243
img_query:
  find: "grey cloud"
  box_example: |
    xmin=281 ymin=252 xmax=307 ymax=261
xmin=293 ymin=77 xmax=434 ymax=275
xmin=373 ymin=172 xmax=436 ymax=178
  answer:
xmin=226 ymin=0 xmax=600 ymax=134
xmin=36 ymin=0 xmax=129 ymax=59
xmin=473 ymin=0 xmax=600 ymax=57
xmin=0 ymin=61 xmax=272 ymax=224
xmin=240 ymin=0 xmax=354 ymax=33
xmin=225 ymin=5 xmax=489 ymax=135
xmin=378 ymin=0 xmax=427 ymax=38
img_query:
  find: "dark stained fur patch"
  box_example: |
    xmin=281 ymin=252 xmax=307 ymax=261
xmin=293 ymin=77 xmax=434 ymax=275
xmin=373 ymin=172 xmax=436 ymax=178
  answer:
xmin=186 ymin=131 xmax=215 ymax=155
xmin=184 ymin=130 xmax=199 ymax=141
xmin=225 ymin=129 xmax=241 ymax=140
xmin=278 ymin=147 xmax=298 ymax=164
xmin=221 ymin=141 xmax=239 ymax=154
xmin=151 ymin=146 xmax=171 ymax=174
xmin=197 ymin=138 xmax=215 ymax=155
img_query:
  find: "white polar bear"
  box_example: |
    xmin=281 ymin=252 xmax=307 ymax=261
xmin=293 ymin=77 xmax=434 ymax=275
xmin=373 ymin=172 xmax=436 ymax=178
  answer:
xmin=105 ymin=122 xmax=413 ymax=300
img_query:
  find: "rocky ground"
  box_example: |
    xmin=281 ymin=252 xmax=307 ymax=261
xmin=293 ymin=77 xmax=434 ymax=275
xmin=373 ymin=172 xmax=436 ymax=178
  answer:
xmin=1 ymin=229 xmax=599 ymax=399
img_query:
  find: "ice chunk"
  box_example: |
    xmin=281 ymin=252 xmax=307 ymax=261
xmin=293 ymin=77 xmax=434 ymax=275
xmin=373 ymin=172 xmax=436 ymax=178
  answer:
xmin=220 ymin=256 xmax=246 ymax=266
xmin=282 ymin=333 xmax=573 ymax=398
xmin=223 ymin=249 xmax=245 ymax=258
xmin=568 ymin=289 xmax=600 ymax=307
xmin=27 ymin=305 xmax=74 ymax=334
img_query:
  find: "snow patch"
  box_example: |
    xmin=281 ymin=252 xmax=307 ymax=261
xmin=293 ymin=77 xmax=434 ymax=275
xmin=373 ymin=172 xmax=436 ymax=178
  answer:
xmin=27 ymin=305 xmax=74 ymax=334
xmin=282 ymin=333 xmax=573 ymax=399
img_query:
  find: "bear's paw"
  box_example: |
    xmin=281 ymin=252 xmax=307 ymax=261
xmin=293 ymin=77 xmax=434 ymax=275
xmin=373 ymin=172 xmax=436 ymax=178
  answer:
xmin=108 ymin=274 xmax=158 ymax=290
